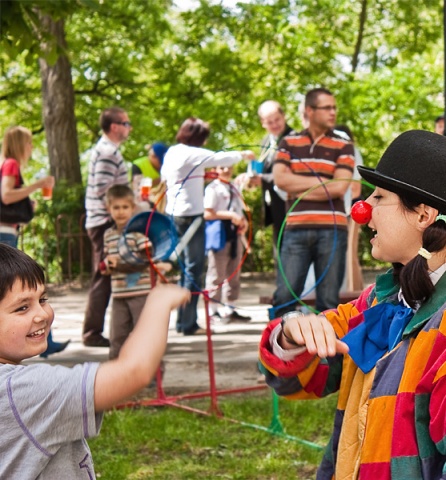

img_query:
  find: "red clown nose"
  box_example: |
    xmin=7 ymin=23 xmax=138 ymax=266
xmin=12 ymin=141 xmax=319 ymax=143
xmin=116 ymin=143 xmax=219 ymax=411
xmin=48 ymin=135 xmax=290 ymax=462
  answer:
xmin=351 ymin=200 xmax=372 ymax=225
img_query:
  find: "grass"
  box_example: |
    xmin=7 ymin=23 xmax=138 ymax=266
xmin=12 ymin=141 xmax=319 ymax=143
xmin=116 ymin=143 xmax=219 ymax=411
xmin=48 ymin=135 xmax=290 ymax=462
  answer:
xmin=90 ymin=391 xmax=338 ymax=479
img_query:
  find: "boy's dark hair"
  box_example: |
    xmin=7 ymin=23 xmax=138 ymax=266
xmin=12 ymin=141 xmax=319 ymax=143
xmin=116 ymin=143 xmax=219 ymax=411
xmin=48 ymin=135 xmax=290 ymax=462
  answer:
xmin=175 ymin=117 xmax=210 ymax=147
xmin=305 ymin=88 xmax=334 ymax=107
xmin=105 ymin=184 xmax=135 ymax=205
xmin=435 ymin=115 xmax=444 ymax=124
xmin=100 ymin=107 xmax=127 ymax=134
xmin=0 ymin=244 xmax=45 ymax=302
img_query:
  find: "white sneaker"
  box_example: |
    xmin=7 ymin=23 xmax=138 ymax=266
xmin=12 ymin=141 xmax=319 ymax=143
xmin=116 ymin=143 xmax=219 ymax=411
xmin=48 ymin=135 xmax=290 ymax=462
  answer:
xmin=210 ymin=312 xmax=230 ymax=325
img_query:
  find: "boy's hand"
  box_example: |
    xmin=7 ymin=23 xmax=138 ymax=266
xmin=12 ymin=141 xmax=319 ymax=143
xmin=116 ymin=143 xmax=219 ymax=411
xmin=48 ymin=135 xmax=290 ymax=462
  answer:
xmin=238 ymin=217 xmax=248 ymax=234
xmin=150 ymin=284 xmax=191 ymax=309
xmin=155 ymin=261 xmax=173 ymax=273
xmin=106 ymin=255 xmax=119 ymax=269
xmin=231 ymin=212 xmax=244 ymax=227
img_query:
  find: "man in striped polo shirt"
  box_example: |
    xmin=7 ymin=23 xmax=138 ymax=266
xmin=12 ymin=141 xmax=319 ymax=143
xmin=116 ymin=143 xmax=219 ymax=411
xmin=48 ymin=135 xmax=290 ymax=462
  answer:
xmin=272 ymin=88 xmax=355 ymax=315
xmin=83 ymin=107 xmax=132 ymax=347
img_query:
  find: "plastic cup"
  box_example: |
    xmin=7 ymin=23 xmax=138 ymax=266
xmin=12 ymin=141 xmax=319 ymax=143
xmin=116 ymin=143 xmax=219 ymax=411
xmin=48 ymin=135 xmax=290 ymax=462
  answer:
xmin=140 ymin=178 xmax=152 ymax=201
xmin=42 ymin=187 xmax=53 ymax=200
xmin=251 ymin=160 xmax=263 ymax=174
xmin=248 ymin=160 xmax=263 ymax=177
xmin=140 ymin=185 xmax=150 ymax=201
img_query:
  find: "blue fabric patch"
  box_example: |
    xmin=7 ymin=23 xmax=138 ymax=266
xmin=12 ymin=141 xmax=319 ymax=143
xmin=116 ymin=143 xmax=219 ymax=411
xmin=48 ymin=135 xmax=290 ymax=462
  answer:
xmin=369 ymin=340 xmax=409 ymax=398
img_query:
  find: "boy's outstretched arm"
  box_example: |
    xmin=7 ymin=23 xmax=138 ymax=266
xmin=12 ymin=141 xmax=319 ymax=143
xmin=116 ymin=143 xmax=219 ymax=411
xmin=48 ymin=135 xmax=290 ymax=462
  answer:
xmin=94 ymin=284 xmax=190 ymax=411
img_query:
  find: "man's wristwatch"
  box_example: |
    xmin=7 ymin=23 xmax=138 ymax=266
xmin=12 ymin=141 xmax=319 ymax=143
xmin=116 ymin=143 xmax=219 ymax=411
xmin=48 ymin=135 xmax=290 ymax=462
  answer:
xmin=280 ymin=311 xmax=304 ymax=347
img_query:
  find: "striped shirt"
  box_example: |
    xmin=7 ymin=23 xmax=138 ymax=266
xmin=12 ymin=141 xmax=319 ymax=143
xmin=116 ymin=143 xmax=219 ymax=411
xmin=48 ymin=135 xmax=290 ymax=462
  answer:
xmin=103 ymin=227 xmax=151 ymax=298
xmin=274 ymin=130 xmax=355 ymax=230
xmin=85 ymin=135 xmax=129 ymax=229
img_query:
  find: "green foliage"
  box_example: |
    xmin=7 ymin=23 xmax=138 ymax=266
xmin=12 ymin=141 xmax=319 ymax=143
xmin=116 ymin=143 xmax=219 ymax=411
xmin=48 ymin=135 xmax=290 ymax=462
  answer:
xmin=241 ymin=186 xmax=275 ymax=273
xmin=90 ymin=392 xmax=337 ymax=479
xmin=21 ymin=181 xmax=87 ymax=283
xmin=1 ymin=0 xmax=98 ymax=63
xmin=1 ymin=0 xmax=445 ymax=271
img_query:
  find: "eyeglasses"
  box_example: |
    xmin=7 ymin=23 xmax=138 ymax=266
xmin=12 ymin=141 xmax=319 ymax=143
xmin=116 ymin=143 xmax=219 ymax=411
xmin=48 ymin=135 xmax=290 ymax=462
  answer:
xmin=310 ymin=105 xmax=337 ymax=112
xmin=114 ymin=121 xmax=132 ymax=127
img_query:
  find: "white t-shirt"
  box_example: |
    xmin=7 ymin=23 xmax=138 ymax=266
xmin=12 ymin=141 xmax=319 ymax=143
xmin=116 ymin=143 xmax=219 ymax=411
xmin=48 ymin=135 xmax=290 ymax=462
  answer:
xmin=161 ymin=144 xmax=243 ymax=216
xmin=204 ymin=179 xmax=244 ymax=215
xmin=0 ymin=362 xmax=102 ymax=479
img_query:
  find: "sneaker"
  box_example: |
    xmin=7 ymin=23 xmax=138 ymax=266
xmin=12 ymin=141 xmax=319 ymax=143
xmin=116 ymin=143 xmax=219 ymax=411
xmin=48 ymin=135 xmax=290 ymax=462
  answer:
xmin=225 ymin=311 xmax=252 ymax=323
xmin=184 ymin=327 xmax=214 ymax=336
xmin=193 ymin=327 xmax=208 ymax=335
xmin=210 ymin=312 xmax=230 ymax=325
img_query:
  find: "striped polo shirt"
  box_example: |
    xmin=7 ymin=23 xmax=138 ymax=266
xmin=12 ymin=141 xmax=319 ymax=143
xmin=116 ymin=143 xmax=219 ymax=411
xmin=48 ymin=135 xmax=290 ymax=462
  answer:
xmin=103 ymin=227 xmax=152 ymax=298
xmin=85 ymin=135 xmax=129 ymax=229
xmin=274 ymin=129 xmax=355 ymax=230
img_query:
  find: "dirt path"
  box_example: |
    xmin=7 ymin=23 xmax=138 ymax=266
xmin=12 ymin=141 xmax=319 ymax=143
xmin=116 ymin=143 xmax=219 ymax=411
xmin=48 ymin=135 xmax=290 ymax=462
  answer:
xmin=25 ymin=273 xmax=275 ymax=394
xmin=25 ymin=270 xmax=381 ymax=394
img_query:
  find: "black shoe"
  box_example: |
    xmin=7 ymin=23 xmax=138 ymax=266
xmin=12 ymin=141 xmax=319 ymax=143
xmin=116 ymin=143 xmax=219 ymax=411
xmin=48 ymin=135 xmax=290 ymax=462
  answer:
xmin=184 ymin=327 xmax=214 ymax=336
xmin=226 ymin=311 xmax=251 ymax=322
xmin=83 ymin=335 xmax=110 ymax=347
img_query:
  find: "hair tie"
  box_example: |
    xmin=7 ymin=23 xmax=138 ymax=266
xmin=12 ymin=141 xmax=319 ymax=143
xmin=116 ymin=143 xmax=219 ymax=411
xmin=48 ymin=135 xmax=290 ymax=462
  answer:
xmin=418 ymin=247 xmax=432 ymax=260
xmin=436 ymin=214 xmax=446 ymax=223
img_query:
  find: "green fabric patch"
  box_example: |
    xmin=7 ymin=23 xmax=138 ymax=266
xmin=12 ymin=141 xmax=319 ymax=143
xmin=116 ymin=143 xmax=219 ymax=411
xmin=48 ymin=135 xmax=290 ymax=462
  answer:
xmin=391 ymin=456 xmax=422 ymax=479
xmin=374 ymin=269 xmax=399 ymax=303
xmin=403 ymin=272 xmax=446 ymax=336
xmin=415 ymin=393 xmax=437 ymax=458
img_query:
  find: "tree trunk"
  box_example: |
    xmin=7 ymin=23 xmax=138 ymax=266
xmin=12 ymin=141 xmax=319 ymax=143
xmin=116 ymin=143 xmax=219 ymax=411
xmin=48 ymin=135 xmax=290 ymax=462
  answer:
xmin=38 ymin=15 xmax=82 ymax=184
xmin=351 ymin=0 xmax=368 ymax=74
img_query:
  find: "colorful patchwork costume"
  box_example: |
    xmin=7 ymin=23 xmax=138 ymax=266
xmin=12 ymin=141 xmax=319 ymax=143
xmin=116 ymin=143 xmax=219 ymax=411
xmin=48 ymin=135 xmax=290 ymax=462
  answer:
xmin=259 ymin=269 xmax=446 ymax=479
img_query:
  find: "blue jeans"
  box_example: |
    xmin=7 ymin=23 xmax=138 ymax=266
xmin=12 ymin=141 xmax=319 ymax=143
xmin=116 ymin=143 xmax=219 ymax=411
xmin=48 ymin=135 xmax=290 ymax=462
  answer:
xmin=173 ymin=215 xmax=205 ymax=335
xmin=0 ymin=232 xmax=18 ymax=248
xmin=272 ymin=227 xmax=347 ymax=316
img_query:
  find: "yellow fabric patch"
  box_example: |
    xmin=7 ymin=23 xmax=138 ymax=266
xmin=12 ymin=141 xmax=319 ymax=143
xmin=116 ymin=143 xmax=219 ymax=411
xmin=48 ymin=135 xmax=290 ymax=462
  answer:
xmin=434 ymin=358 xmax=446 ymax=384
xmin=361 ymin=395 xmax=396 ymax=463
xmin=399 ymin=332 xmax=434 ymax=393
xmin=336 ymin=369 xmax=376 ymax=478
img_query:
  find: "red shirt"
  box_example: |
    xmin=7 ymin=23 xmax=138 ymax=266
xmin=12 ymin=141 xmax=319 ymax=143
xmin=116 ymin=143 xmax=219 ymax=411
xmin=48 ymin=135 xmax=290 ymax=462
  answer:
xmin=0 ymin=158 xmax=22 ymax=227
xmin=1 ymin=158 xmax=21 ymax=187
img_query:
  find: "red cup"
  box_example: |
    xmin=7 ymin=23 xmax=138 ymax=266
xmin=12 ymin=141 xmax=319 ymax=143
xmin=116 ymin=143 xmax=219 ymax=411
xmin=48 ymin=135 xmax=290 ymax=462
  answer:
xmin=140 ymin=185 xmax=150 ymax=201
xmin=42 ymin=187 xmax=53 ymax=200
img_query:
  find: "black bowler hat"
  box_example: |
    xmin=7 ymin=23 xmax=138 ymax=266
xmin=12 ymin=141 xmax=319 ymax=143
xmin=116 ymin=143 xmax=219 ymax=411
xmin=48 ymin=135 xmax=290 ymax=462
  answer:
xmin=358 ymin=130 xmax=446 ymax=212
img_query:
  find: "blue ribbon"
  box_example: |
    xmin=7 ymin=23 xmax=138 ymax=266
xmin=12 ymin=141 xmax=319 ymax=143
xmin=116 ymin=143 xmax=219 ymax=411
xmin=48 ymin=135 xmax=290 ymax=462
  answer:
xmin=343 ymin=302 xmax=414 ymax=373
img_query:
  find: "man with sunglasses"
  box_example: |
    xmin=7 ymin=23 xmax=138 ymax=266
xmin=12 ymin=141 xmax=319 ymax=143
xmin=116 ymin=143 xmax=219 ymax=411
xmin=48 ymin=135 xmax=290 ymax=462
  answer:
xmin=271 ymin=88 xmax=355 ymax=316
xmin=83 ymin=107 xmax=132 ymax=347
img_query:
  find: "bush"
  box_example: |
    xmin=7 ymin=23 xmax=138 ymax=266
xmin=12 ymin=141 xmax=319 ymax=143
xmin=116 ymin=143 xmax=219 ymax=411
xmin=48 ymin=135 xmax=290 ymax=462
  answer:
xmin=20 ymin=181 xmax=88 ymax=284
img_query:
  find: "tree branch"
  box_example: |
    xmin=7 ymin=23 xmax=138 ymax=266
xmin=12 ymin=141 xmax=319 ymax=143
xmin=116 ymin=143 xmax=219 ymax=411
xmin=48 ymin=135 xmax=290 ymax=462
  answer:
xmin=352 ymin=0 xmax=368 ymax=73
